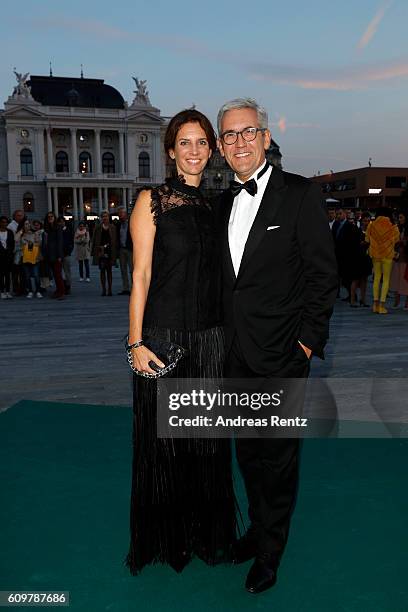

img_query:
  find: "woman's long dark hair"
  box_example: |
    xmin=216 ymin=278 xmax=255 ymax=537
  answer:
xmin=164 ymin=109 xmax=217 ymax=156
xmin=43 ymin=212 xmax=58 ymax=232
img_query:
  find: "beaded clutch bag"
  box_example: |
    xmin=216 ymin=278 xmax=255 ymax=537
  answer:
xmin=125 ymin=335 xmax=186 ymax=378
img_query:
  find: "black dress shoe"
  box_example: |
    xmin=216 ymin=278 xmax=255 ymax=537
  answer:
xmin=231 ymin=530 xmax=257 ymax=564
xmin=118 ymin=290 xmax=131 ymax=295
xmin=245 ymin=553 xmax=278 ymax=594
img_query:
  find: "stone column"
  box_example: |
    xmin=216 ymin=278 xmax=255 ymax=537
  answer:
xmin=126 ymin=131 xmax=136 ymax=176
xmin=103 ymin=187 xmax=108 ymax=211
xmin=73 ymin=187 xmax=78 ymax=221
xmin=35 ymin=128 xmax=46 ymax=177
xmin=94 ymin=129 xmax=101 ymax=175
xmin=79 ymin=187 xmax=84 ymax=218
xmin=46 ymin=128 xmax=53 ymax=174
xmin=98 ymin=187 xmax=103 ymax=215
xmin=6 ymin=128 xmax=18 ymax=181
xmin=47 ymin=187 xmax=53 ymax=212
xmin=154 ymin=129 xmax=164 ymax=183
xmin=119 ymin=131 xmax=125 ymax=175
xmin=122 ymin=186 xmax=127 ymax=209
xmin=53 ymin=187 xmax=59 ymax=216
xmin=70 ymin=128 xmax=77 ymax=174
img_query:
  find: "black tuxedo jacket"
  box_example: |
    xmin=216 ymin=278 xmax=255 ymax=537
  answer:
xmin=0 ymin=229 xmax=15 ymax=257
xmin=218 ymin=167 xmax=338 ymax=375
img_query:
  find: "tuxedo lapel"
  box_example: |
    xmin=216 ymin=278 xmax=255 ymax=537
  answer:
xmin=237 ymin=167 xmax=287 ymax=283
xmin=221 ymin=190 xmax=236 ymax=284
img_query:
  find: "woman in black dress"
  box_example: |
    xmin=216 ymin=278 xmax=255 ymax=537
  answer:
xmin=125 ymin=109 xmax=237 ymax=575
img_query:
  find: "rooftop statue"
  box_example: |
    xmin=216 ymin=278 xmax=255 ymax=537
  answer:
xmin=12 ymin=69 xmax=32 ymax=98
xmin=131 ymin=77 xmax=151 ymax=106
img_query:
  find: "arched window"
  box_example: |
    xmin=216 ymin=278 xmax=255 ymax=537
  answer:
xmin=23 ymin=192 xmax=34 ymax=212
xmin=20 ymin=149 xmax=33 ymax=176
xmin=56 ymin=151 xmax=69 ymax=173
xmin=139 ymin=152 xmax=150 ymax=178
xmin=102 ymin=152 xmax=115 ymax=174
xmin=79 ymin=151 xmax=92 ymax=174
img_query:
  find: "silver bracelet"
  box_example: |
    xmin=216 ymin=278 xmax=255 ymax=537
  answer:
xmin=126 ymin=336 xmax=144 ymax=350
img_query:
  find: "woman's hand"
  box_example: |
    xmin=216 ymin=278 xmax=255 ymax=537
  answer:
xmin=131 ymin=345 xmax=165 ymax=375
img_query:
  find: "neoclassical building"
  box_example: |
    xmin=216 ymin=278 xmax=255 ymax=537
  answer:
xmin=0 ymin=70 xmax=283 ymax=220
xmin=0 ymin=72 xmax=166 ymax=220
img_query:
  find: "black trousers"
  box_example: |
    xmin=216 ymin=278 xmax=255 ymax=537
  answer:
xmin=224 ymin=333 xmax=310 ymax=564
xmin=0 ymin=254 xmax=12 ymax=293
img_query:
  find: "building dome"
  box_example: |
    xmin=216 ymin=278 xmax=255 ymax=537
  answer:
xmin=28 ymin=75 xmax=125 ymax=109
xmin=66 ymin=84 xmax=80 ymax=106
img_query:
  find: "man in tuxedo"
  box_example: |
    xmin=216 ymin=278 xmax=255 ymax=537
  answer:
xmin=217 ymin=98 xmax=338 ymax=594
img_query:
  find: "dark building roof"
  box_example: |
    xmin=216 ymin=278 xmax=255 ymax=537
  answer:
xmin=269 ymin=138 xmax=282 ymax=157
xmin=27 ymin=75 xmax=125 ymax=109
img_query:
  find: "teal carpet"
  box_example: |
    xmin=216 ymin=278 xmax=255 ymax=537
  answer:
xmin=0 ymin=401 xmax=407 ymax=612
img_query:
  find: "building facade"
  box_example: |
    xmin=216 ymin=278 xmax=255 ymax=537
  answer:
xmin=0 ymin=72 xmax=165 ymax=220
xmin=310 ymin=166 xmax=408 ymax=210
xmin=0 ymin=71 xmax=283 ymax=220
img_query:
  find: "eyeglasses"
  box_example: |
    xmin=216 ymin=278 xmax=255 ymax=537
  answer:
xmin=220 ymin=126 xmax=266 ymax=145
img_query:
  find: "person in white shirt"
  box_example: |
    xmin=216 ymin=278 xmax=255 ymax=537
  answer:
xmin=7 ymin=209 xmax=26 ymax=295
xmin=328 ymin=209 xmax=336 ymax=230
xmin=217 ymin=97 xmax=337 ymax=595
xmin=0 ymin=216 xmax=15 ymax=299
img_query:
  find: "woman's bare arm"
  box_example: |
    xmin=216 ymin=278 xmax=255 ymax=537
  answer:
xmin=128 ymin=190 xmax=165 ymax=374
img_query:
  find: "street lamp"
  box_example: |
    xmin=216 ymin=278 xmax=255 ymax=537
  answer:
xmin=213 ymin=172 xmax=223 ymax=190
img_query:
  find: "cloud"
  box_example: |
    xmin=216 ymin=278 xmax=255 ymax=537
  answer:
xmin=357 ymin=1 xmax=393 ymax=51
xmin=249 ymin=57 xmax=408 ymax=91
xmin=32 ymin=17 xmax=131 ymax=40
xmin=31 ymin=14 xmax=408 ymax=92
xmin=32 ymin=16 xmax=217 ymax=57
xmin=277 ymin=117 xmax=287 ymax=133
xmin=270 ymin=117 xmax=321 ymax=133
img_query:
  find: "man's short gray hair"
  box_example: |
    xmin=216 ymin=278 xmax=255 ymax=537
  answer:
xmin=217 ymin=98 xmax=268 ymax=134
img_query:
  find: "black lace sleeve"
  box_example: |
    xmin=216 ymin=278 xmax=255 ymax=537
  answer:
xmin=149 ymin=187 xmax=162 ymax=225
xmin=148 ymin=180 xmax=211 ymax=225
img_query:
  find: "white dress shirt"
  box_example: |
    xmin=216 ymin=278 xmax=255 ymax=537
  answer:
xmin=228 ymin=161 xmax=272 ymax=276
xmin=0 ymin=230 xmax=8 ymax=249
xmin=7 ymin=220 xmax=18 ymax=234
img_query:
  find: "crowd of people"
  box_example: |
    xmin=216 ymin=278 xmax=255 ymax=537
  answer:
xmin=329 ymin=207 xmax=408 ymax=313
xmin=2 ymin=203 xmax=407 ymax=313
xmin=0 ymin=207 xmax=133 ymax=300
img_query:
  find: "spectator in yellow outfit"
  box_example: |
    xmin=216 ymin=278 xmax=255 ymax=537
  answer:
xmin=366 ymin=208 xmax=400 ymax=314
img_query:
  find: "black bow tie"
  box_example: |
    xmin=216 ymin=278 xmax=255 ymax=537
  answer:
xmin=230 ymin=178 xmax=257 ymax=197
xmin=229 ymin=162 xmax=270 ymax=198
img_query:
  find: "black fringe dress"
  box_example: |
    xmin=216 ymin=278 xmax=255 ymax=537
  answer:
xmin=125 ymin=177 xmax=237 ymax=575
